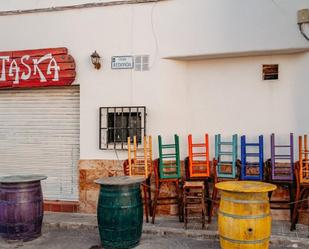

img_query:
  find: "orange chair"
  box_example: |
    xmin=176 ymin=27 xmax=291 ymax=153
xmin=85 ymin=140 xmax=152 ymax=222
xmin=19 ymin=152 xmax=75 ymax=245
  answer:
xmin=188 ymin=134 xmax=210 ymax=178
xmin=299 ymin=135 xmax=309 ymax=183
xmin=291 ymin=135 xmax=309 ymax=230
xmin=183 ymin=134 xmax=210 ymax=228
xmin=124 ymin=135 xmax=153 ymax=223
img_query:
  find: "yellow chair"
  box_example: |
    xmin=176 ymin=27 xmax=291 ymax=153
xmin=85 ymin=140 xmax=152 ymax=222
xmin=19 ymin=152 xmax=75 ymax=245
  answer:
xmin=125 ymin=136 xmax=152 ymax=223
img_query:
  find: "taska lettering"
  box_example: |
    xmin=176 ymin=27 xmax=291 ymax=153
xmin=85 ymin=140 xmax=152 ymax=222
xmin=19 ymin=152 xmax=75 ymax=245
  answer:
xmin=0 ymin=53 xmax=60 ymax=84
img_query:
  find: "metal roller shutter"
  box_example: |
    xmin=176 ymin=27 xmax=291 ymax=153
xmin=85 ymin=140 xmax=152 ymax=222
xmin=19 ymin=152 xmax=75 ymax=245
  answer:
xmin=0 ymin=86 xmax=80 ymax=201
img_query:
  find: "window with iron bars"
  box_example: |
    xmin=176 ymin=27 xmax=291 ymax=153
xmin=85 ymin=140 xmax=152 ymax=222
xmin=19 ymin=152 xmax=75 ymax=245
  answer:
xmin=99 ymin=106 xmax=146 ymax=150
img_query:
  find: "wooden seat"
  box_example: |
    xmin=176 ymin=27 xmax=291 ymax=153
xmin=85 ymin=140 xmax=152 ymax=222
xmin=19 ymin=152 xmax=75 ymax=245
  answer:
xmin=291 ymin=135 xmax=309 ymax=230
xmin=124 ymin=135 xmax=152 ymax=223
xmin=266 ymin=133 xmax=295 ymax=222
xmin=210 ymin=134 xmax=239 ymax=223
xmin=183 ymin=181 xmax=206 ymax=229
xmin=152 ymin=135 xmax=182 ymax=224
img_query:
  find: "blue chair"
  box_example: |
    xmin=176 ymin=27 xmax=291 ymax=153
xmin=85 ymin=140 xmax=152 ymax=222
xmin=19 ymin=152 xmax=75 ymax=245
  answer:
xmin=241 ymin=135 xmax=264 ymax=181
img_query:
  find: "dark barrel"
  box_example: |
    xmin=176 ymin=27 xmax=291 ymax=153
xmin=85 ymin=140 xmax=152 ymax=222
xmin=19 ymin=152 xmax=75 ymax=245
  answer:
xmin=95 ymin=176 xmax=145 ymax=249
xmin=0 ymin=175 xmax=47 ymax=241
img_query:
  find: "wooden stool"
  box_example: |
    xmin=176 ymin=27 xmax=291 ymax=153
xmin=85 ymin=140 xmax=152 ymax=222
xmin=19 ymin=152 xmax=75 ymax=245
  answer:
xmin=152 ymin=135 xmax=183 ymax=224
xmin=266 ymin=133 xmax=295 ymax=221
xmin=291 ymin=135 xmax=309 ymax=230
xmin=124 ymin=135 xmax=153 ymax=223
xmin=183 ymin=134 xmax=211 ymax=224
xmin=183 ymin=181 xmax=206 ymax=229
xmin=210 ymin=134 xmax=239 ymax=223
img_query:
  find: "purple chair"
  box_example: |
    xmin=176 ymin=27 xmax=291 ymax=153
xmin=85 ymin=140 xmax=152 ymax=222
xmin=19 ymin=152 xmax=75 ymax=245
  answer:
xmin=271 ymin=133 xmax=294 ymax=181
xmin=267 ymin=133 xmax=295 ymax=221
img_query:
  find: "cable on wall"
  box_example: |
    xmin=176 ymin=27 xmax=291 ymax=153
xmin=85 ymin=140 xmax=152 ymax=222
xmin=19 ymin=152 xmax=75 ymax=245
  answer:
xmin=299 ymin=23 xmax=309 ymax=41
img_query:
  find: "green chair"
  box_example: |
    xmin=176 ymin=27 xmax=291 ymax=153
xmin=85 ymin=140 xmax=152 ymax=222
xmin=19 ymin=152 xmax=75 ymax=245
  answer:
xmin=158 ymin=134 xmax=181 ymax=179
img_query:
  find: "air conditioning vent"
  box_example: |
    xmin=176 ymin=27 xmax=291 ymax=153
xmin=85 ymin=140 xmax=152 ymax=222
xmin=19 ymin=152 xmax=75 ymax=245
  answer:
xmin=135 ymin=55 xmax=149 ymax=71
xmin=263 ymin=64 xmax=279 ymax=80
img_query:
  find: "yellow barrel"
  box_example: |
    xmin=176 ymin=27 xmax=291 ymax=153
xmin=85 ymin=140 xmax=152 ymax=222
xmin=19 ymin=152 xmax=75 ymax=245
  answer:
xmin=215 ymin=181 xmax=276 ymax=249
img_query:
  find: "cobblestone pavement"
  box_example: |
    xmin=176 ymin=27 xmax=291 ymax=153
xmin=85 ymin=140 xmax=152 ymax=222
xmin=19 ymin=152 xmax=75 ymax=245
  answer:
xmin=0 ymin=227 xmax=308 ymax=249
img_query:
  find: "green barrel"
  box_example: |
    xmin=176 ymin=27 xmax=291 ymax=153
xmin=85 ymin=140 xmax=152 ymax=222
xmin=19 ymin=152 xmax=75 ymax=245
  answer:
xmin=95 ymin=176 xmax=144 ymax=249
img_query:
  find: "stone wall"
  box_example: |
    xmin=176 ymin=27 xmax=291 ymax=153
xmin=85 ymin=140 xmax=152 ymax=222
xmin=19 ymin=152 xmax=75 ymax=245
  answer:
xmin=79 ymin=160 xmax=124 ymax=213
xmin=77 ymin=159 xmax=308 ymax=224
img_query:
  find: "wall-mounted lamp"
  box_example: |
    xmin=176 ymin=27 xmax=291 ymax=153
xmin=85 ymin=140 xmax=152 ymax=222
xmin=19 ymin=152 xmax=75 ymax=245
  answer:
xmin=91 ymin=50 xmax=101 ymax=69
xmin=298 ymin=9 xmax=309 ymax=41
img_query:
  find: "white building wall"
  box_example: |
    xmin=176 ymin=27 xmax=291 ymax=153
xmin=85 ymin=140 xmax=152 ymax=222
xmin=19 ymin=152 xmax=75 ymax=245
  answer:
xmin=186 ymin=53 xmax=309 ymax=160
xmin=0 ymin=0 xmax=308 ymax=56
xmin=0 ymin=0 xmax=308 ymax=160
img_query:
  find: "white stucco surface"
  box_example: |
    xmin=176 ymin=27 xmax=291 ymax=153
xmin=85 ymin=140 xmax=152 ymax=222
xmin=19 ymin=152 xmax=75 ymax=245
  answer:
xmin=0 ymin=0 xmax=124 ymax=11
xmin=0 ymin=0 xmax=308 ymax=160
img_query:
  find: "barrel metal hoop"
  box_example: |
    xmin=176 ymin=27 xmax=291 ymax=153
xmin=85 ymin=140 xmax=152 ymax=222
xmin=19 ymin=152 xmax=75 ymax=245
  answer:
xmin=218 ymin=210 xmax=270 ymax=219
xmin=98 ymin=203 xmax=143 ymax=209
xmin=0 ymin=199 xmax=42 ymax=205
xmin=221 ymin=197 xmax=268 ymax=204
xmin=100 ymin=191 xmax=140 ymax=197
xmin=0 ymin=216 xmax=42 ymax=227
xmin=220 ymin=235 xmax=270 ymax=244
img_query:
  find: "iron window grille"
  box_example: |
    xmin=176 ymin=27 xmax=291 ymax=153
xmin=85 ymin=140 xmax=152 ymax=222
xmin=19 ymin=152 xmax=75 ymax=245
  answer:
xmin=99 ymin=106 xmax=146 ymax=150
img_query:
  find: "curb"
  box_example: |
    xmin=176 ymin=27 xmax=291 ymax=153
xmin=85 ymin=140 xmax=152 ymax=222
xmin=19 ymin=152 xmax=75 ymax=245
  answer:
xmin=269 ymin=235 xmax=309 ymax=247
xmin=43 ymin=220 xmax=309 ymax=247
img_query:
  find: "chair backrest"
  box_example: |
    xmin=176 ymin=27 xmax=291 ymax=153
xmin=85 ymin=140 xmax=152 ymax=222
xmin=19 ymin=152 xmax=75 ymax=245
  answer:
xmin=299 ymin=135 xmax=309 ymax=183
xmin=241 ymin=135 xmax=264 ymax=181
xmin=127 ymin=135 xmax=152 ymax=178
xmin=188 ymin=134 xmax=210 ymax=178
xmin=270 ymin=133 xmax=294 ymax=181
xmin=215 ymin=134 xmax=238 ymax=178
xmin=158 ymin=134 xmax=181 ymax=179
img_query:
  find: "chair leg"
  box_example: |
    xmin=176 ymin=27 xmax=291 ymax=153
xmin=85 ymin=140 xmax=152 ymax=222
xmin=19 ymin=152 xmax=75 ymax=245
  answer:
xmin=142 ymin=184 xmax=149 ymax=223
xmin=202 ymin=190 xmax=206 ymax=229
xmin=204 ymin=180 xmax=211 ymax=223
xmin=152 ymin=183 xmax=161 ymax=224
xmin=183 ymin=189 xmax=187 ymax=229
xmin=175 ymin=181 xmax=183 ymax=222
xmin=291 ymin=185 xmax=300 ymax=231
xmin=288 ymin=183 xmax=295 ymax=223
xmin=209 ymin=186 xmax=218 ymax=224
xmin=146 ymin=177 xmax=153 ymax=217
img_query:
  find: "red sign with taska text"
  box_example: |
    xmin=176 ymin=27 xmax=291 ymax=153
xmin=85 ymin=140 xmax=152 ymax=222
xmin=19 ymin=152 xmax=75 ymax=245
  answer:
xmin=0 ymin=47 xmax=76 ymax=89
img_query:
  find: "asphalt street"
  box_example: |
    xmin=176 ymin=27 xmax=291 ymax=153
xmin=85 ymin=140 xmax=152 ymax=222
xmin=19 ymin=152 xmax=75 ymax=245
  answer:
xmin=0 ymin=227 xmax=307 ymax=249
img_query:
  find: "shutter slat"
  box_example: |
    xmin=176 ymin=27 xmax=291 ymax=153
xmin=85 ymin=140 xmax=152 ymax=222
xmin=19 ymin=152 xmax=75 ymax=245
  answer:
xmin=0 ymin=87 xmax=80 ymax=201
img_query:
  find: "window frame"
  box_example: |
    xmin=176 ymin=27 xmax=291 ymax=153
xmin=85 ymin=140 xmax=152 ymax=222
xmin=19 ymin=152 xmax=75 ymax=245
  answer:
xmin=99 ymin=106 xmax=146 ymax=150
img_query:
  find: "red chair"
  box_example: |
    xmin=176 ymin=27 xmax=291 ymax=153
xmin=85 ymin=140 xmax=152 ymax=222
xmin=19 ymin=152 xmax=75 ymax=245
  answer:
xmin=152 ymin=159 xmax=183 ymax=224
xmin=291 ymin=135 xmax=309 ymax=230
